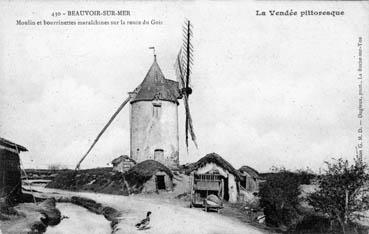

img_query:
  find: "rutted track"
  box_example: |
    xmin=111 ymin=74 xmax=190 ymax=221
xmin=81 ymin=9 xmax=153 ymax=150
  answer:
xmin=34 ymin=187 xmax=266 ymax=234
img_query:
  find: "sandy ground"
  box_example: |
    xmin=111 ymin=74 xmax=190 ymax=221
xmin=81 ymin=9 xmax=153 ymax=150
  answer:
xmin=34 ymin=187 xmax=266 ymax=234
xmin=46 ymin=203 xmax=111 ymax=234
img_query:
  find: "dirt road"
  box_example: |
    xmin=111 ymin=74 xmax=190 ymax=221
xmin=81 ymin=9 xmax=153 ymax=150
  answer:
xmin=36 ymin=188 xmax=266 ymax=234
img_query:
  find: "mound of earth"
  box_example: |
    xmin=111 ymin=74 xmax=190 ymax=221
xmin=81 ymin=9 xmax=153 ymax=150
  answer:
xmin=47 ymin=161 xmax=174 ymax=195
xmin=46 ymin=167 xmax=129 ymax=195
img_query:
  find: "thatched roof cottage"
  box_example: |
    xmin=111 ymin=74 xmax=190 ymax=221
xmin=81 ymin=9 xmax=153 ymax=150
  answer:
xmin=124 ymin=160 xmax=173 ymax=193
xmin=187 ymin=153 xmax=240 ymax=203
xmin=0 ymin=137 xmax=28 ymax=204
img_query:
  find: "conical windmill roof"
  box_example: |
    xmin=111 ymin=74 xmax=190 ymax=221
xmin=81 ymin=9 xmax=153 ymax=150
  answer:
xmin=131 ymin=57 xmax=181 ymax=104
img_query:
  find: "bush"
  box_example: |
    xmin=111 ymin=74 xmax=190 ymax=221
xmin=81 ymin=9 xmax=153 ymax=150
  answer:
xmin=295 ymin=214 xmax=331 ymax=233
xmin=259 ymin=169 xmax=301 ymax=230
xmin=295 ymin=168 xmax=315 ymax=185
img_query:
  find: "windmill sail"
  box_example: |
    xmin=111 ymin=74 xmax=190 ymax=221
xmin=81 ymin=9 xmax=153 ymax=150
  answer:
xmin=175 ymin=21 xmax=198 ymax=150
xmin=184 ymin=93 xmax=198 ymax=149
xmin=181 ymin=21 xmax=194 ymax=92
xmin=175 ymin=49 xmax=185 ymax=92
xmin=175 ymin=50 xmax=198 ymax=149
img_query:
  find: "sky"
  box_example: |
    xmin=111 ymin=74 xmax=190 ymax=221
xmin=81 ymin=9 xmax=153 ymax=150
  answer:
xmin=0 ymin=1 xmax=368 ymax=172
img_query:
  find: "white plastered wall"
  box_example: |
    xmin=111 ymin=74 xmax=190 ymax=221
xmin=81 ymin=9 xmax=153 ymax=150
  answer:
xmin=195 ymin=162 xmax=238 ymax=203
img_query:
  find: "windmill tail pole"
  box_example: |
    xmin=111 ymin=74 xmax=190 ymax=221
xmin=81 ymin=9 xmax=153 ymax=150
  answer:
xmin=75 ymin=95 xmax=131 ymax=170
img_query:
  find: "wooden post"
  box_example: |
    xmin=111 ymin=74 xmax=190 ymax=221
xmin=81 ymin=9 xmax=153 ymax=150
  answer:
xmin=345 ymin=189 xmax=349 ymax=225
xmin=221 ymin=179 xmax=224 ymax=200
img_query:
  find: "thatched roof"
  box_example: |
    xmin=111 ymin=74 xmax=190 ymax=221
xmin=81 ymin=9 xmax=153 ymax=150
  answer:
xmin=123 ymin=160 xmax=173 ymax=190
xmin=127 ymin=160 xmax=173 ymax=178
xmin=111 ymin=155 xmax=136 ymax=165
xmin=239 ymin=166 xmax=260 ymax=179
xmin=187 ymin=153 xmax=240 ymax=180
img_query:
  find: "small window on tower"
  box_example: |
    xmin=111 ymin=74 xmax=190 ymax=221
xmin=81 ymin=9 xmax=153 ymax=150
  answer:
xmin=152 ymin=102 xmax=162 ymax=118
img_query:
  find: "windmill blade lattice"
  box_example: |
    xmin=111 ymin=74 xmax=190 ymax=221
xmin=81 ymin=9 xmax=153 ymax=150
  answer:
xmin=174 ymin=20 xmax=198 ymax=150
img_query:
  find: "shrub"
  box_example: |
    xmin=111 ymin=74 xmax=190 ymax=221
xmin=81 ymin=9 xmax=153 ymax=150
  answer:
xmin=308 ymin=156 xmax=369 ymax=234
xmin=295 ymin=168 xmax=315 ymax=185
xmin=259 ymin=169 xmax=301 ymax=230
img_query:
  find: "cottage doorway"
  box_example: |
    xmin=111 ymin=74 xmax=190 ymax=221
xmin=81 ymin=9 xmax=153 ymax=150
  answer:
xmin=223 ymin=178 xmax=229 ymax=201
xmin=156 ymin=175 xmax=166 ymax=190
xmin=240 ymin=176 xmax=247 ymax=189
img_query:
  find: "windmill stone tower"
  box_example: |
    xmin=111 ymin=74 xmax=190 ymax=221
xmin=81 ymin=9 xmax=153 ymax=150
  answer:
xmin=129 ymin=55 xmax=182 ymax=169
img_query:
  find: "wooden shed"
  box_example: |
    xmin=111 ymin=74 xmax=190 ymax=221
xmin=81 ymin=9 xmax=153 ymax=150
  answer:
xmin=0 ymin=137 xmax=28 ymax=204
xmin=187 ymin=153 xmax=240 ymax=203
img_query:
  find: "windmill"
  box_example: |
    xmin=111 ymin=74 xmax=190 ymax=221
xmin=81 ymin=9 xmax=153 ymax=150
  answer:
xmin=75 ymin=20 xmax=198 ymax=170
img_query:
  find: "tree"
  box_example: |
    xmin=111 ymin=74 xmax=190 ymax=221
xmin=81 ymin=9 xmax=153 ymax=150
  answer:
xmin=308 ymin=156 xmax=369 ymax=233
xmin=259 ymin=169 xmax=301 ymax=230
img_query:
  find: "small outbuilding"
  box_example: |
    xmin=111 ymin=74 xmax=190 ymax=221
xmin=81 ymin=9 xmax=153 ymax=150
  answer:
xmin=187 ymin=153 xmax=240 ymax=203
xmin=111 ymin=155 xmax=136 ymax=173
xmin=0 ymin=137 xmax=28 ymax=204
xmin=239 ymin=165 xmax=260 ymax=193
xmin=124 ymin=160 xmax=173 ymax=193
